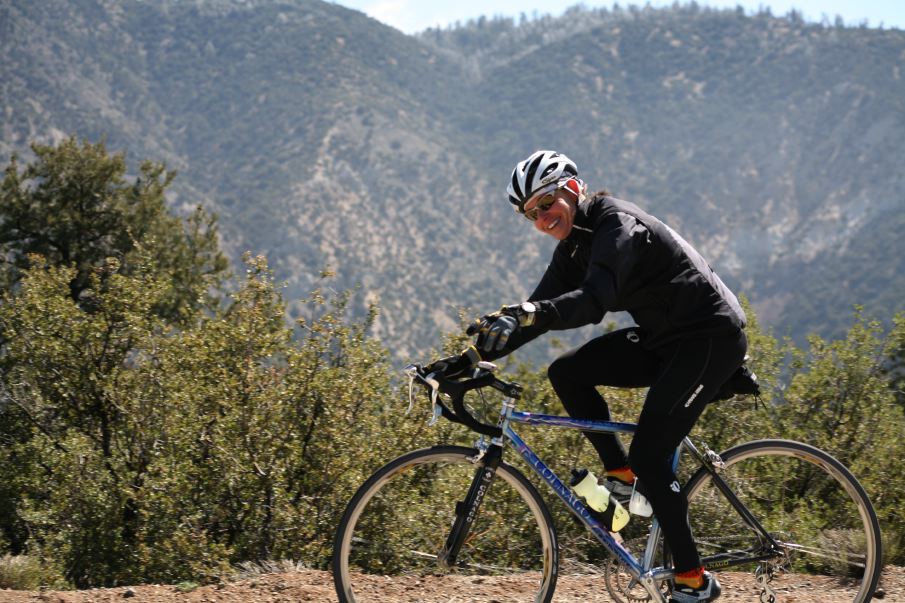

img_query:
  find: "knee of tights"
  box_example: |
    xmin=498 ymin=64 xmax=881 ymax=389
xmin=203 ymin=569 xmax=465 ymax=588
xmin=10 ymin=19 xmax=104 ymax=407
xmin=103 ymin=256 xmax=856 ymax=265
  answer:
xmin=627 ymin=440 xmax=669 ymax=478
xmin=547 ymin=356 xmax=586 ymax=388
xmin=546 ymin=357 xmax=568 ymax=382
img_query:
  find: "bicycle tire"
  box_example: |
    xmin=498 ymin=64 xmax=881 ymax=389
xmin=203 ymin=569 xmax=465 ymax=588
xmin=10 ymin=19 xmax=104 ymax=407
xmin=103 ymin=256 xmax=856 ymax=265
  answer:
xmin=332 ymin=445 xmax=559 ymax=603
xmin=683 ymin=439 xmax=882 ymax=603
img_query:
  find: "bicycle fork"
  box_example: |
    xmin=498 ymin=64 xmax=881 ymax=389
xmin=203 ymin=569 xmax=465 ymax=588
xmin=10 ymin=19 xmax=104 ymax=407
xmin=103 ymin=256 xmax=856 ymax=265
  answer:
xmin=437 ymin=443 xmax=503 ymax=568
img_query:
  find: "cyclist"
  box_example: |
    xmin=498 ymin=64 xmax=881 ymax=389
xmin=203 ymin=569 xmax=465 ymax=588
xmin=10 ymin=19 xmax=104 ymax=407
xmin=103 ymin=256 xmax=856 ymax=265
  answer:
xmin=434 ymin=150 xmax=746 ymax=603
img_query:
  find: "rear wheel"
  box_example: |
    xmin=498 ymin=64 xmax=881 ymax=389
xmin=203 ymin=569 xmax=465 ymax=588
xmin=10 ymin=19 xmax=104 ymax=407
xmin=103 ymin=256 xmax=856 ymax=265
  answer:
xmin=684 ymin=439 xmax=882 ymax=603
xmin=333 ymin=445 xmax=559 ymax=603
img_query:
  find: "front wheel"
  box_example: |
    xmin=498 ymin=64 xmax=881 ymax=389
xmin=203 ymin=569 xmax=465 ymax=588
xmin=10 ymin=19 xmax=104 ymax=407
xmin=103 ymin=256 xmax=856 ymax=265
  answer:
xmin=684 ymin=439 xmax=883 ymax=603
xmin=332 ymin=445 xmax=559 ymax=603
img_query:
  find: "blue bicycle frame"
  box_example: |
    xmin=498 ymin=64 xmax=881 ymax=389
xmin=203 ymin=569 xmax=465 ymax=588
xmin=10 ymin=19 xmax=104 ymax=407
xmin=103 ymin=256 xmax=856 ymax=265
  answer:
xmin=498 ymin=407 xmax=680 ymax=587
xmin=401 ymin=364 xmax=787 ymax=602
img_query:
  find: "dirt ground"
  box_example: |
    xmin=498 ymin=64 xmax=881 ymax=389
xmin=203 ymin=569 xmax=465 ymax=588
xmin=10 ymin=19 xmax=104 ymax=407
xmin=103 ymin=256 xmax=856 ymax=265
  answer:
xmin=3 ymin=566 xmax=903 ymax=603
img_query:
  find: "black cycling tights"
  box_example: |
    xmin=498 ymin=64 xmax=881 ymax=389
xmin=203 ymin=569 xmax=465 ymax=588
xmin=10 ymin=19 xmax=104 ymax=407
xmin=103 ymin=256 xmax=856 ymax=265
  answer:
xmin=547 ymin=327 xmax=747 ymax=572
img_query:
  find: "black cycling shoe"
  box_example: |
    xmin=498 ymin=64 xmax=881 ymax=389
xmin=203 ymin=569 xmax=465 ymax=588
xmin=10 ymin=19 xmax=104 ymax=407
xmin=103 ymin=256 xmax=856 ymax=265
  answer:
xmin=669 ymin=571 xmax=721 ymax=603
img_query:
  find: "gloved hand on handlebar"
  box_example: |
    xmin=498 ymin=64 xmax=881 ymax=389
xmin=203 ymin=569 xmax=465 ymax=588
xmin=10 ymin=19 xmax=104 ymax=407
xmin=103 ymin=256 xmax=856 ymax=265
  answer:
xmin=466 ymin=302 xmax=537 ymax=353
xmin=424 ymin=346 xmax=482 ymax=379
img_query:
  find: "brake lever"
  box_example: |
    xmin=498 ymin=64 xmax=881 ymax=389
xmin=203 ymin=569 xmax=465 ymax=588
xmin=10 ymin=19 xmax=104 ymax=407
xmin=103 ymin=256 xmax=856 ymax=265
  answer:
xmin=406 ymin=373 xmax=416 ymax=415
xmin=428 ymin=387 xmax=442 ymax=426
xmin=425 ymin=371 xmax=442 ymax=425
xmin=404 ymin=364 xmax=419 ymax=415
xmin=403 ymin=364 xmax=444 ymax=426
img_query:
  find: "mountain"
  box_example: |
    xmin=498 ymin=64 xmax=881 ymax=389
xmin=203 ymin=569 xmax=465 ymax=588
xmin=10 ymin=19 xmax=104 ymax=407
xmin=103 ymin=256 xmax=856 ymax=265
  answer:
xmin=2 ymin=0 xmax=903 ymax=362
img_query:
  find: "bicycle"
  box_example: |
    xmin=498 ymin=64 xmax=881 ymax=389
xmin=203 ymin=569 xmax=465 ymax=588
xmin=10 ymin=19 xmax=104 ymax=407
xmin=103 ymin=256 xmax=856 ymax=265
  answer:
xmin=332 ymin=361 xmax=883 ymax=603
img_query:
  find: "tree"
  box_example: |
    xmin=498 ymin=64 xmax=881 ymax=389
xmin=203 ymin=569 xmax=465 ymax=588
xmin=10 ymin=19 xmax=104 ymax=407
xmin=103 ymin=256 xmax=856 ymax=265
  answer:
xmin=0 ymin=138 xmax=436 ymax=587
xmin=0 ymin=253 xmax=420 ymax=586
xmin=0 ymin=255 xmax=176 ymax=585
xmin=0 ymin=137 xmax=228 ymax=324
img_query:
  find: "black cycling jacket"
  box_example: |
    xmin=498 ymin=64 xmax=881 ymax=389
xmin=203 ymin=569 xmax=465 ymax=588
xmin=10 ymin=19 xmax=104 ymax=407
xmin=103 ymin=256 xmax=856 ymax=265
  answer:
xmin=493 ymin=194 xmax=747 ymax=357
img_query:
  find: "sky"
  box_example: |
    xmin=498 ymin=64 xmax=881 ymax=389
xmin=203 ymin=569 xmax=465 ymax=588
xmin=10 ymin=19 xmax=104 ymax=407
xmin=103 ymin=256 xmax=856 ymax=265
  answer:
xmin=329 ymin=0 xmax=904 ymax=34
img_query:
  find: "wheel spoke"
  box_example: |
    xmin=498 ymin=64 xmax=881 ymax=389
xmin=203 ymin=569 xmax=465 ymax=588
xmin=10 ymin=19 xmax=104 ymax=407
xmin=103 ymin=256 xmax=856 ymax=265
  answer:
xmin=333 ymin=446 xmax=558 ymax=603
xmin=775 ymin=540 xmax=868 ymax=568
xmin=684 ymin=440 xmax=881 ymax=603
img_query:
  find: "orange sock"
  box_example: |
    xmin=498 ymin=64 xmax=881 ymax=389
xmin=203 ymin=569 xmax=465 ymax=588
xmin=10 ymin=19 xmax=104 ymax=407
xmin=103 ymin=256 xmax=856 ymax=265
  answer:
xmin=606 ymin=466 xmax=636 ymax=484
xmin=675 ymin=567 xmax=705 ymax=589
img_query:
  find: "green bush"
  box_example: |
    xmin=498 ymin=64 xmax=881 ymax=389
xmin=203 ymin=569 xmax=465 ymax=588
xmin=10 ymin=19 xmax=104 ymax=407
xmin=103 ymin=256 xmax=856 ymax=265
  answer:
xmin=0 ymin=554 xmax=67 ymax=590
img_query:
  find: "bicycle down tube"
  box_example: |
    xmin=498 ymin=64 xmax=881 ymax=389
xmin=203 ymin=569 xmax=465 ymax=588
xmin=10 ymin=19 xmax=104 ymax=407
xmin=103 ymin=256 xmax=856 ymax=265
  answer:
xmin=502 ymin=409 xmax=678 ymax=584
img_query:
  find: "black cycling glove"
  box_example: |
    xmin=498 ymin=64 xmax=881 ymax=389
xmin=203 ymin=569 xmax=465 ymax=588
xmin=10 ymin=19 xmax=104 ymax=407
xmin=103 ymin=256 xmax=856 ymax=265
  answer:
xmin=467 ymin=302 xmax=538 ymax=353
xmin=424 ymin=346 xmax=482 ymax=379
xmin=475 ymin=314 xmax=517 ymax=352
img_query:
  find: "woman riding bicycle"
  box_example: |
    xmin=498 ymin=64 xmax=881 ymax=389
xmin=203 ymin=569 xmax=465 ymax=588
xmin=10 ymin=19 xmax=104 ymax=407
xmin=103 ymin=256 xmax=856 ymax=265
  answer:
xmin=438 ymin=150 xmax=747 ymax=603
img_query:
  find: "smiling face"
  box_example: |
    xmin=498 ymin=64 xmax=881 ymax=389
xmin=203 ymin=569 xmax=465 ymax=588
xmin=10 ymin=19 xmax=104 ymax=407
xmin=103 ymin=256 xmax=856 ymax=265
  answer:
xmin=524 ymin=188 xmax=579 ymax=240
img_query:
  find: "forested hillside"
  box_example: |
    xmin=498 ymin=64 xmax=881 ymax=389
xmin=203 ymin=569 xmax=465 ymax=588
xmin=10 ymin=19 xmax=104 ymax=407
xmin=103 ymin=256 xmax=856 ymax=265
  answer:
xmin=2 ymin=0 xmax=903 ymax=361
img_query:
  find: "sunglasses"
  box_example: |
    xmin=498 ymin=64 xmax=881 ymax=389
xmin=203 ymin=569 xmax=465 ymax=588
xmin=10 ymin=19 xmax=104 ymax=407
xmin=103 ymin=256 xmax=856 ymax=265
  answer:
xmin=522 ymin=179 xmax=574 ymax=221
xmin=523 ymin=194 xmax=557 ymax=221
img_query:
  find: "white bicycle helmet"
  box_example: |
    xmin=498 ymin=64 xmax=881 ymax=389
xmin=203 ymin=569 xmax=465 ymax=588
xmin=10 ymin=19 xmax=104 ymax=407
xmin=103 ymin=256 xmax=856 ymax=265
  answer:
xmin=507 ymin=150 xmax=578 ymax=212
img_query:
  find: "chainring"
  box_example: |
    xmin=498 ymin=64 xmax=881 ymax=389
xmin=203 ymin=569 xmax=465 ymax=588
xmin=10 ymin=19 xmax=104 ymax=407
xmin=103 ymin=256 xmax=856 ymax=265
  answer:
xmin=602 ymin=535 xmax=669 ymax=603
xmin=603 ymin=556 xmax=657 ymax=603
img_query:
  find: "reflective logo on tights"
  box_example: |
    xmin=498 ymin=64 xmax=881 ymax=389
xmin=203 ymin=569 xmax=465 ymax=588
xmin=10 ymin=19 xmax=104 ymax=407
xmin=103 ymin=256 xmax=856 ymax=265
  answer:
xmin=670 ymin=481 xmax=681 ymax=493
xmin=684 ymin=384 xmax=704 ymax=408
